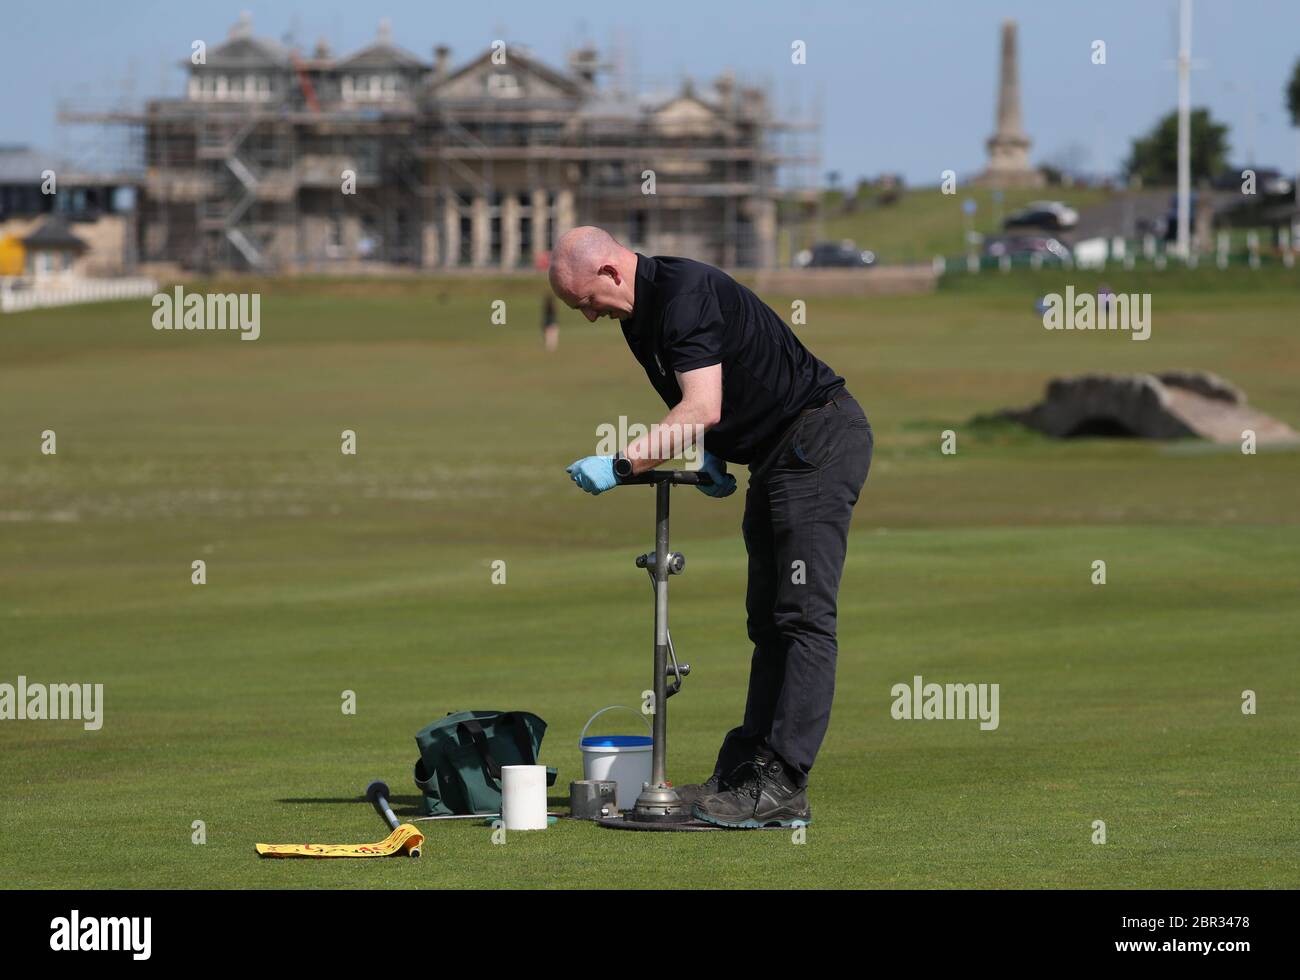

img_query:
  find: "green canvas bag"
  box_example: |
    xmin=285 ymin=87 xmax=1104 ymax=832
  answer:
xmin=413 ymin=710 xmax=558 ymax=816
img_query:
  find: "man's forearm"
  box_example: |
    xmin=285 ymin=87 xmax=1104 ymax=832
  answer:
xmin=624 ymin=401 xmax=719 ymax=475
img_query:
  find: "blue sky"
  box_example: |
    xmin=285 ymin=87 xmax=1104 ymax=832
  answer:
xmin=3 ymin=0 xmax=1298 ymax=185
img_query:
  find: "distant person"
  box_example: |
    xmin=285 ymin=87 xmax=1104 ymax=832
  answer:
xmin=541 ymin=294 xmax=558 ymax=352
xmin=549 ymin=226 xmax=873 ymax=829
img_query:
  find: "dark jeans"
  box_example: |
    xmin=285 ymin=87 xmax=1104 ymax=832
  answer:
xmin=713 ymin=392 xmax=873 ymax=785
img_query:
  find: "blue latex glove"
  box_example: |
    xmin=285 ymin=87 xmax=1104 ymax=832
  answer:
xmin=566 ymin=455 xmax=619 ymax=495
xmin=697 ymin=451 xmax=737 ymax=498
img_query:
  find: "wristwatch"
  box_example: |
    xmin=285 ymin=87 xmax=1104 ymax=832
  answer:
xmin=613 ymin=453 xmax=635 ymax=481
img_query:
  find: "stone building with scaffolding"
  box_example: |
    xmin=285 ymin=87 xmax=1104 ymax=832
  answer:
xmin=63 ymin=15 xmax=816 ymax=274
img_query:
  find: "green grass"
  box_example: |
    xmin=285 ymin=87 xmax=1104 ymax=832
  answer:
xmin=2 ymin=275 xmax=1298 ymax=888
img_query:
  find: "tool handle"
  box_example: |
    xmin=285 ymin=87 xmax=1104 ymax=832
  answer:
xmin=621 ymin=469 xmax=714 ymax=486
xmin=579 ymin=704 xmax=652 ymax=746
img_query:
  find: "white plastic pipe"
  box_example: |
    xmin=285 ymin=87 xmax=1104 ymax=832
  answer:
xmin=501 ymin=765 xmax=548 ymax=831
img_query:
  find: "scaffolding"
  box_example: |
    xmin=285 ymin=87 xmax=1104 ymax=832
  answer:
xmin=57 ymin=18 xmax=820 ymax=274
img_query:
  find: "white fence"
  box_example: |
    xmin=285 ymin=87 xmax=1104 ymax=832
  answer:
xmin=935 ymin=227 xmax=1299 ymax=276
xmin=0 ymin=277 xmax=159 ymax=314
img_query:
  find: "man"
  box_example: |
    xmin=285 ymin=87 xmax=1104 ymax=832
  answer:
xmin=551 ymin=227 xmax=872 ymax=829
xmin=540 ymin=293 xmax=559 ymax=352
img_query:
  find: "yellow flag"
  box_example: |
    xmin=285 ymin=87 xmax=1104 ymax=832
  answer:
xmin=255 ymin=823 xmax=424 ymax=858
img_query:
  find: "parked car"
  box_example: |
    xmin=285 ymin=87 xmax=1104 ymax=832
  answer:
xmin=1003 ymin=200 xmax=1079 ymax=231
xmin=796 ymin=240 xmax=877 ymax=268
xmin=982 ymin=234 xmax=1072 ymax=263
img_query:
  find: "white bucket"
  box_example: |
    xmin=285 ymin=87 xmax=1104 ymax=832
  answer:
xmin=501 ymin=765 xmax=548 ymax=830
xmin=579 ymin=705 xmax=653 ymax=812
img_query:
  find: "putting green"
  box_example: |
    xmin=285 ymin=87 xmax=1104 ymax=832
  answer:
xmin=1 ymin=273 xmax=1296 ymax=888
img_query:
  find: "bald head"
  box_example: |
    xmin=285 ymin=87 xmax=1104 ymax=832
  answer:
xmin=549 ymin=226 xmax=638 ymax=323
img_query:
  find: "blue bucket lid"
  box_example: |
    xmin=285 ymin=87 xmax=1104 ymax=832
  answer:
xmin=581 ymin=735 xmax=652 ymax=748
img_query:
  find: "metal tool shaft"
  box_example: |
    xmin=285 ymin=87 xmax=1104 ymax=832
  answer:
xmin=651 ymin=479 xmax=670 ymax=789
xmin=623 ymin=470 xmax=711 ymax=823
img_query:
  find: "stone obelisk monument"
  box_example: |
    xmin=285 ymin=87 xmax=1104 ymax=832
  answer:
xmin=976 ymin=20 xmax=1043 ymax=187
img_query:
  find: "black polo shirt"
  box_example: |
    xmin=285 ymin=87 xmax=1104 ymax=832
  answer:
xmin=619 ymin=253 xmax=845 ymax=467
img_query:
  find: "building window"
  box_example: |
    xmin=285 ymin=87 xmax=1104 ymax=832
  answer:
xmin=354 ymin=139 xmax=379 ymax=176
xmin=359 ymin=214 xmax=378 ymax=259
xmin=327 ymin=214 xmax=343 ymax=257
xmin=519 ymin=216 xmax=533 ymax=260
xmin=487 ymin=73 xmax=521 ymax=98
xmin=458 ymin=215 xmax=472 ymax=263
xmin=342 ymin=74 xmax=400 ymax=102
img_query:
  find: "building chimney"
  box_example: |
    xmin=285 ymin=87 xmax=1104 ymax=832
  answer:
xmin=568 ymin=47 xmax=599 ymax=85
xmin=714 ymin=70 xmax=736 ymax=114
xmin=434 ymin=45 xmax=451 ymax=79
